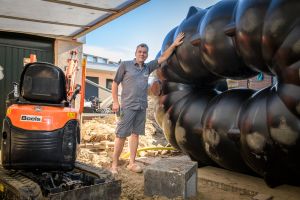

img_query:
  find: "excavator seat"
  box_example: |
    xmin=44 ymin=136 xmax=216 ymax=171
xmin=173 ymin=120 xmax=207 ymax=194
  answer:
xmin=20 ymin=62 xmax=67 ymax=104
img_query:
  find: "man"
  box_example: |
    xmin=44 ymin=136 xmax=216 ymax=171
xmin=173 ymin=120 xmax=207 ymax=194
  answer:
xmin=111 ymin=32 xmax=185 ymax=174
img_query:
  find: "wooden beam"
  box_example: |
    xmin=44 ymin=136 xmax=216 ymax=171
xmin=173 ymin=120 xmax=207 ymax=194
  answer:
xmin=42 ymin=0 xmax=118 ymax=13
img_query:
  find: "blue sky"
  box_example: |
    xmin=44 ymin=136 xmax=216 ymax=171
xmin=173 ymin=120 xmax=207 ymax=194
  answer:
xmin=84 ymin=0 xmax=220 ymax=62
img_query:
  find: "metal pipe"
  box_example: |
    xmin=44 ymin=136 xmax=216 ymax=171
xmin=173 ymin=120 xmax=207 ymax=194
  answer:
xmin=85 ymin=78 xmax=112 ymax=93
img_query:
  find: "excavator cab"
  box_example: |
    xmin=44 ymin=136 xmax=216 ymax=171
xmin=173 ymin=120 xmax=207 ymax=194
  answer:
xmin=1 ymin=62 xmax=80 ymax=171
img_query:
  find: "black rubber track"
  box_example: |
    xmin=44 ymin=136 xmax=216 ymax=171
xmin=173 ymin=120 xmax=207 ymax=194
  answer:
xmin=74 ymin=161 xmax=114 ymax=181
xmin=0 ymin=165 xmax=43 ymax=200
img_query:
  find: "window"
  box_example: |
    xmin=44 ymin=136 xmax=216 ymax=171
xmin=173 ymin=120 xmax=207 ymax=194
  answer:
xmin=87 ymin=55 xmax=94 ymax=62
xmin=97 ymin=57 xmax=107 ymax=64
xmin=85 ymin=76 xmax=99 ymax=101
xmin=106 ymin=79 xmax=113 ymax=90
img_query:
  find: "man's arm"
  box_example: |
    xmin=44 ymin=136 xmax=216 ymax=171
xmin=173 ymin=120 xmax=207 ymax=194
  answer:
xmin=158 ymin=32 xmax=185 ymax=65
xmin=111 ymin=81 xmax=120 ymax=112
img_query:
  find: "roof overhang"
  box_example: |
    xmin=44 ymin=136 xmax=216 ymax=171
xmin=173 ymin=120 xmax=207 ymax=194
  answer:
xmin=0 ymin=0 xmax=149 ymax=39
xmin=86 ymin=61 xmax=118 ymax=73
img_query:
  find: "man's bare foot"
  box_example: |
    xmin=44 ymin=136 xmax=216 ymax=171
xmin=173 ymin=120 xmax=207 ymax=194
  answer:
xmin=127 ymin=163 xmax=143 ymax=173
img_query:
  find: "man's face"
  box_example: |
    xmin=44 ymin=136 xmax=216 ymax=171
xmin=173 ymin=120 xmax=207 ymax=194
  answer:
xmin=135 ymin=46 xmax=148 ymax=64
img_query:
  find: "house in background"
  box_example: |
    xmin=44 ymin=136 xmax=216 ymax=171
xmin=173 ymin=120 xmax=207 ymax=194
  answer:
xmin=83 ymin=53 xmax=119 ymax=106
xmin=227 ymin=73 xmax=276 ymax=90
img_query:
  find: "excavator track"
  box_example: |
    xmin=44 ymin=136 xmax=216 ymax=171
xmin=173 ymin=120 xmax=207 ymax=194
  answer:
xmin=74 ymin=161 xmax=114 ymax=181
xmin=0 ymin=162 xmax=121 ymax=200
xmin=0 ymin=165 xmax=43 ymax=200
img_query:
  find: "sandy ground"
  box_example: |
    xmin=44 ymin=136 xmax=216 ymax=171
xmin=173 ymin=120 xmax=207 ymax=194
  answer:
xmin=77 ymin=97 xmax=256 ymax=200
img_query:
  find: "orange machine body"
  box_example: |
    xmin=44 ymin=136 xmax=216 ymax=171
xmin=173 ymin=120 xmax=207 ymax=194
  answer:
xmin=7 ymin=104 xmax=78 ymax=131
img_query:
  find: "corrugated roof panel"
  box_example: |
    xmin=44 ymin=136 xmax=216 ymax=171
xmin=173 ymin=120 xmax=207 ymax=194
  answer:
xmin=1 ymin=18 xmax=80 ymax=37
xmin=0 ymin=0 xmax=149 ymax=38
xmin=0 ymin=0 xmax=107 ymax=26
xmin=61 ymin=0 xmax=136 ymax=9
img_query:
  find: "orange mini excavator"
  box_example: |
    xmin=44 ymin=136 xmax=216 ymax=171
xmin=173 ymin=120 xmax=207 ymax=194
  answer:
xmin=0 ymin=61 xmax=120 ymax=199
xmin=2 ymin=62 xmax=80 ymax=171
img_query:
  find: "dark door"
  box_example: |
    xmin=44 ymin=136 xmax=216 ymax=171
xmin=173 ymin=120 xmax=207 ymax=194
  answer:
xmin=0 ymin=32 xmax=54 ymax=129
xmin=85 ymin=76 xmax=99 ymax=101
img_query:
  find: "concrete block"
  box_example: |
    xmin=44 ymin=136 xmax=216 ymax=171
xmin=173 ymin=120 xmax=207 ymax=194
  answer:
xmin=144 ymin=158 xmax=197 ymax=199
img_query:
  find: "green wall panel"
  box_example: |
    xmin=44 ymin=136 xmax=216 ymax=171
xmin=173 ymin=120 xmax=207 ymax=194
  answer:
xmin=0 ymin=32 xmax=54 ymax=129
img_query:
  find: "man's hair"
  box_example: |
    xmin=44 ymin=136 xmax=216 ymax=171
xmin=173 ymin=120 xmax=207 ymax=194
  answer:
xmin=136 ymin=43 xmax=149 ymax=53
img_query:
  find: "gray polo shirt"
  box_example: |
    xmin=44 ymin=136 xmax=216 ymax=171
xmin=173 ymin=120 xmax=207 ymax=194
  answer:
xmin=114 ymin=59 xmax=159 ymax=110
